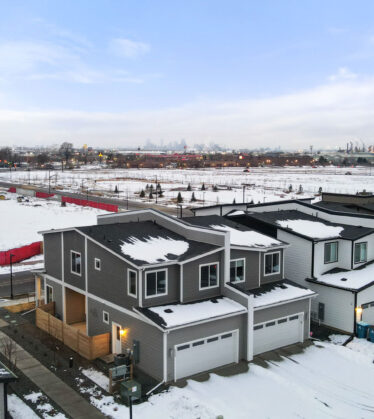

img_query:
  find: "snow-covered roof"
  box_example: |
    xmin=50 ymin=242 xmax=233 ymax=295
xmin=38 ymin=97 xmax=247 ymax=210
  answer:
xmin=209 ymin=224 xmax=282 ymax=248
xmin=120 ymin=236 xmax=189 ymax=264
xmin=245 ymin=210 xmax=374 ymax=241
xmin=311 ymin=262 xmax=374 ymax=291
xmin=183 ymin=215 xmax=283 ymax=249
xmin=78 ymin=221 xmax=219 ymax=266
xmin=142 ymin=297 xmax=246 ymax=329
xmin=276 ymin=219 xmax=343 ymax=240
xmin=251 ymin=280 xmax=315 ymax=309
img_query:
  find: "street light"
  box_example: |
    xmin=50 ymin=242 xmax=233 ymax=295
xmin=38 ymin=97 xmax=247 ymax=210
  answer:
xmin=9 ymin=253 xmax=14 ymax=300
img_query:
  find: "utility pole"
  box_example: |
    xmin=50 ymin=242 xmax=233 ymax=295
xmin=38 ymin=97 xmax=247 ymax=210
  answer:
xmin=242 ymin=185 xmax=245 ymax=203
xmin=155 ymin=175 xmax=158 ymax=204
xmin=48 ymin=169 xmax=51 ymax=194
xmin=9 ymin=254 xmax=14 ymax=300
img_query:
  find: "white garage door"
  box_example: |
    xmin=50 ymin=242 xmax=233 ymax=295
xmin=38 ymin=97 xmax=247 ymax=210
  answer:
xmin=362 ymin=302 xmax=374 ymax=324
xmin=254 ymin=313 xmax=304 ymax=356
xmin=174 ymin=330 xmax=238 ymax=380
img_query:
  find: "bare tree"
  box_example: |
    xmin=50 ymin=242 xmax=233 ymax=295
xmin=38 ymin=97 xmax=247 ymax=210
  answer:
xmin=1 ymin=335 xmax=17 ymax=368
xmin=59 ymin=142 xmax=73 ymax=171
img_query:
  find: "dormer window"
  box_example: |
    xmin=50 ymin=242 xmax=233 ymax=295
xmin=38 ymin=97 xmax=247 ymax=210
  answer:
xmin=354 ymin=242 xmax=367 ymax=264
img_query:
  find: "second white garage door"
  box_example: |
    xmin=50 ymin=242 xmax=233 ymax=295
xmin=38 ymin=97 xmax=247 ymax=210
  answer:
xmin=174 ymin=330 xmax=239 ymax=381
xmin=253 ymin=313 xmax=304 ymax=356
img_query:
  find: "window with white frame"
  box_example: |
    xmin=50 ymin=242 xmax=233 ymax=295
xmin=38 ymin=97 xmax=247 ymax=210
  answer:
xmin=354 ymin=242 xmax=367 ymax=264
xmin=146 ymin=270 xmax=167 ymax=297
xmin=46 ymin=285 xmax=53 ymax=304
xmin=128 ymin=269 xmax=137 ymax=298
xmin=71 ymin=251 xmax=81 ymax=275
xmin=103 ymin=311 xmax=109 ymax=324
xmin=200 ymin=262 xmax=219 ymax=289
xmin=94 ymin=258 xmax=101 ymax=271
xmin=230 ymin=259 xmax=245 ymax=282
xmin=264 ymin=252 xmax=280 ymax=275
xmin=324 ymin=242 xmax=338 ymax=264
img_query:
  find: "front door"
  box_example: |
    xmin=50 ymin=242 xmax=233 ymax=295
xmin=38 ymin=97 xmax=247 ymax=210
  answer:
xmin=112 ymin=322 xmax=122 ymax=354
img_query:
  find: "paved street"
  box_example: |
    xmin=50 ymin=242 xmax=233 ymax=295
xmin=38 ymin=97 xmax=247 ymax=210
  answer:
xmin=0 ymin=178 xmax=193 ymax=216
xmin=0 ymin=270 xmax=35 ymax=298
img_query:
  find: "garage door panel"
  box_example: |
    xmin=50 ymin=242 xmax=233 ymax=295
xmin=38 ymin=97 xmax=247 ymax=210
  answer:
xmin=254 ymin=314 xmax=303 ymax=356
xmin=175 ymin=331 xmax=238 ymax=380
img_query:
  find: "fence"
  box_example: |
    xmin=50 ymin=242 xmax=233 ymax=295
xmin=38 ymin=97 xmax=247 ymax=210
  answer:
xmin=36 ymin=303 xmax=110 ymax=360
xmin=0 ymin=241 xmax=42 ymax=266
xmin=35 ymin=191 xmax=54 ymax=199
xmin=61 ymin=196 xmax=118 ymax=212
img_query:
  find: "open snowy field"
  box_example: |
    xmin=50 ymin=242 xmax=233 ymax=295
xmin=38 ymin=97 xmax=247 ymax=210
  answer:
xmin=0 ymin=191 xmax=107 ymax=251
xmin=1 ymin=165 xmax=373 ymax=207
xmin=79 ymin=338 xmax=374 ymax=419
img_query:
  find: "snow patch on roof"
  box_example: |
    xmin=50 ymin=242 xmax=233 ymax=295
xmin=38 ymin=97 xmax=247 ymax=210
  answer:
xmin=148 ymin=297 xmax=246 ymax=328
xmin=315 ymin=262 xmax=374 ymax=290
xmin=276 ymin=219 xmax=344 ymax=239
xmin=253 ymin=282 xmax=315 ymax=308
xmin=228 ymin=210 xmax=245 ymax=216
xmin=120 ymin=236 xmax=189 ymax=264
xmin=210 ymin=224 xmax=281 ymax=248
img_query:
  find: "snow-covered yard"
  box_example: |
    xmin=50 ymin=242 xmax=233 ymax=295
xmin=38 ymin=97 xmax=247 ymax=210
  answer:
xmin=81 ymin=339 xmax=374 ymax=419
xmin=1 ymin=165 xmax=372 ymax=208
xmin=0 ymin=191 xmax=108 ymax=251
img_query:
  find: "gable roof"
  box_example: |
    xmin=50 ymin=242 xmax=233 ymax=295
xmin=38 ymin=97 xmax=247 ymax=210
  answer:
xmin=183 ymin=215 xmax=284 ymax=249
xmin=242 ymin=210 xmax=374 ymax=241
xmin=77 ymin=221 xmax=220 ymax=266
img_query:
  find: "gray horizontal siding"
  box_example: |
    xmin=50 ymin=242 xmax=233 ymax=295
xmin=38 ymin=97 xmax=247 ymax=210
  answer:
xmin=87 ymin=240 xmax=140 ymax=308
xmin=45 ymin=278 xmax=63 ymax=319
xmin=87 ymin=298 xmax=164 ymax=381
xmin=183 ymin=251 xmax=225 ymax=303
xmin=44 ymin=233 xmax=62 ymax=280
xmin=62 ymin=231 xmax=86 ymax=291
xmin=142 ymin=264 xmax=180 ymax=308
xmin=230 ymin=249 xmax=260 ymax=290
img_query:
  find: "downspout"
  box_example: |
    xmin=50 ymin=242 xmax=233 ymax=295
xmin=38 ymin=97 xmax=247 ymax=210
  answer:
xmin=351 ymin=240 xmax=354 ymax=270
xmin=311 ymin=241 xmax=315 ymax=278
xmin=146 ymin=380 xmax=165 ymax=396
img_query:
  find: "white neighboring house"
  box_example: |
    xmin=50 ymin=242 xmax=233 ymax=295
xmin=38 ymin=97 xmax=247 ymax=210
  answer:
xmin=227 ymin=208 xmax=374 ymax=334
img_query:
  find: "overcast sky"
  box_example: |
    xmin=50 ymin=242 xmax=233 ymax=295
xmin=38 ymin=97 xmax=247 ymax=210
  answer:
xmin=1 ymin=1 xmax=374 ymax=149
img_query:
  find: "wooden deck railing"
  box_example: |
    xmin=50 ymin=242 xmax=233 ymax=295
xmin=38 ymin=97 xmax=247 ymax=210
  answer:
xmin=36 ymin=303 xmax=110 ymax=360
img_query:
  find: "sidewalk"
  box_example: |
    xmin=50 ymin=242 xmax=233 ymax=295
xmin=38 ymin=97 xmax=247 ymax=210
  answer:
xmin=0 ymin=325 xmax=105 ymax=418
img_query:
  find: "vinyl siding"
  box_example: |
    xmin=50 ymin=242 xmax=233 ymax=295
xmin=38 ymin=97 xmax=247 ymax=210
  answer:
xmin=44 ymin=233 xmax=62 ymax=280
xmin=86 ymin=240 xmax=140 ymax=308
xmin=182 ymin=251 xmax=225 ymax=303
xmin=357 ymin=285 xmax=374 ymax=307
xmin=45 ymin=278 xmax=63 ymax=319
xmin=87 ymin=298 xmax=164 ymax=380
xmin=62 ymin=231 xmax=86 ymax=291
xmin=142 ymin=264 xmax=180 ymax=308
xmin=230 ymin=249 xmax=260 ymax=290
xmin=353 ymin=233 xmax=374 ymax=268
xmin=308 ymin=282 xmax=355 ymax=333
xmin=314 ymin=239 xmax=351 ymax=277
xmin=277 ymin=230 xmax=312 ymax=283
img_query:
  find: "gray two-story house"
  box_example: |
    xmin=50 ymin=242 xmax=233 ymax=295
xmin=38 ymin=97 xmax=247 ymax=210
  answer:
xmin=36 ymin=209 xmax=315 ymax=383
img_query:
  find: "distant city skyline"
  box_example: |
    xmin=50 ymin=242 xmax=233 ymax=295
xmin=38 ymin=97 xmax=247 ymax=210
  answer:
xmin=1 ymin=1 xmax=374 ymax=148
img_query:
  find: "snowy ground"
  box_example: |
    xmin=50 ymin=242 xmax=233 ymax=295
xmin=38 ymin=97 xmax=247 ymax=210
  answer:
xmin=76 ymin=340 xmax=374 ymax=419
xmin=0 ymin=255 xmax=44 ymax=274
xmin=0 ymin=191 xmax=108 ymax=251
xmin=1 ymin=165 xmax=373 ymax=208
